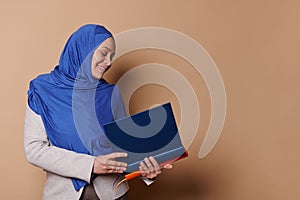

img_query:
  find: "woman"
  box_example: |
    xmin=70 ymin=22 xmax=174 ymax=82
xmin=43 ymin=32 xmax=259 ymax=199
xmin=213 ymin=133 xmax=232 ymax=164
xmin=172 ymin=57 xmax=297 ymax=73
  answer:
xmin=24 ymin=24 xmax=171 ymax=200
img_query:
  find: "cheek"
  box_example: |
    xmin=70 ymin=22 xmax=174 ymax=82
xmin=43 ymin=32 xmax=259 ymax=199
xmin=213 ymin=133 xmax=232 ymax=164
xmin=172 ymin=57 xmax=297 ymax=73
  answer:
xmin=93 ymin=54 xmax=105 ymax=65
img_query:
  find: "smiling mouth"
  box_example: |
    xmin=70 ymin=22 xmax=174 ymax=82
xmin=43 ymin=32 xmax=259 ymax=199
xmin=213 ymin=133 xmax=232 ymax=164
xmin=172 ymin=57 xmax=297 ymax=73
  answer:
xmin=97 ymin=65 xmax=106 ymax=71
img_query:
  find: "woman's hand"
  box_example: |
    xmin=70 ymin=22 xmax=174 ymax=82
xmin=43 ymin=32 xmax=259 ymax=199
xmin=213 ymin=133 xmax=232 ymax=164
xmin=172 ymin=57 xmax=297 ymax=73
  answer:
xmin=93 ymin=152 xmax=128 ymax=174
xmin=139 ymin=156 xmax=173 ymax=179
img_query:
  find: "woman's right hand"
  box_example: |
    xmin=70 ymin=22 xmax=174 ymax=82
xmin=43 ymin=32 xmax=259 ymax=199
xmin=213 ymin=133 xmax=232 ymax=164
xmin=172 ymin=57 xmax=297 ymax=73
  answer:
xmin=93 ymin=152 xmax=128 ymax=174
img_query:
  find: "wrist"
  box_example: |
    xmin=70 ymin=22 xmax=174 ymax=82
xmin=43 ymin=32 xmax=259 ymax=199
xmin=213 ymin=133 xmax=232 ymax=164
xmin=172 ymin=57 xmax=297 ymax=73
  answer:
xmin=92 ymin=157 xmax=98 ymax=174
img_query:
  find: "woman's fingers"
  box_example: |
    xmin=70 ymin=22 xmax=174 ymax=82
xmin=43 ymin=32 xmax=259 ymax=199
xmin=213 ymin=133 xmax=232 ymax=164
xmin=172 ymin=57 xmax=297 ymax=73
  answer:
xmin=163 ymin=164 xmax=173 ymax=169
xmin=149 ymin=156 xmax=161 ymax=174
xmin=139 ymin=161 xmax=150 ymax=174
xmin=107 ymin=152 xmax=128 ymax=159
xmin=95 ymin=153 xmax=174 ymax=175
xmin=139 ymin=157 xmax=164 ymax=179
xmin=143 ymin=157 xmax=155 ymax=172
xmin=106 ymin=159 xmax=127 ymax=168
xmin=106 ymin=152 xmax=128 ymax=171
xmin=106 ymin=165 xmax=126 ymax=173
xmin=94 ymin=152 xmax=128 ymax=174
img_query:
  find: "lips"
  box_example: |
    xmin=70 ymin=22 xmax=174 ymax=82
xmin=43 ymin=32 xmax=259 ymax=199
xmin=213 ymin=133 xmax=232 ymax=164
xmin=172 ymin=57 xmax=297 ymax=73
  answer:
xmin=96 ymin=65 xmax=106 ymax=72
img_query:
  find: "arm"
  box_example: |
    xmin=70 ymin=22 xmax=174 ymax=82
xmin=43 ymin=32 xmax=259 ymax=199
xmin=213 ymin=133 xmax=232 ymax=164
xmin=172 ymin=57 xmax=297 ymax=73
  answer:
xmin=24 ymin=105 xmax=95 ymax=183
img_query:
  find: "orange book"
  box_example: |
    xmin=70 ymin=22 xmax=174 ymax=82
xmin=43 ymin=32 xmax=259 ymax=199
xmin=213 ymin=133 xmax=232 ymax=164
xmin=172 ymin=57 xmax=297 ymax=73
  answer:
xmin=113 ymin=151 xmax=188 ymax=190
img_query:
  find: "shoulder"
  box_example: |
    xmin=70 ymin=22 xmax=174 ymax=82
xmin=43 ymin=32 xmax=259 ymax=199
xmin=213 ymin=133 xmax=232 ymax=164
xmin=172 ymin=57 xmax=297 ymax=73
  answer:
xmin=29 ymin=73 xmax=52 ymax=89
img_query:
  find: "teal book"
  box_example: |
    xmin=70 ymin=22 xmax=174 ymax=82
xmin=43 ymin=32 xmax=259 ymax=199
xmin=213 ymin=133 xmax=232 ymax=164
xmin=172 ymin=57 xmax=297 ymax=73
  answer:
xmin=103 ymin=102 xmax=187 ymax=172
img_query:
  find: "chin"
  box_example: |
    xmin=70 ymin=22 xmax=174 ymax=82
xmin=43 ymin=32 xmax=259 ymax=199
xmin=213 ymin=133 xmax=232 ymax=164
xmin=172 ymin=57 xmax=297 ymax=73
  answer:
xmin=92 ymin=70 xmax=104 ymax=80
xmin=91 ymin=74 xmax=102 ymax=80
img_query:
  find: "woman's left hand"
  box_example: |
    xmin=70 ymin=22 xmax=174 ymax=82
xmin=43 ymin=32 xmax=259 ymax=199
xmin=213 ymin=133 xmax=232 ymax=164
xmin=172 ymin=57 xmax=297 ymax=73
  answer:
xmin=139 ymin=156 xmax=173 ymax=179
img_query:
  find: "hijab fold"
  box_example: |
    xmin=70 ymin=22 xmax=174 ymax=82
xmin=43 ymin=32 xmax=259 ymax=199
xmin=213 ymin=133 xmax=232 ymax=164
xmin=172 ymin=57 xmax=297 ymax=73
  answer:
xmin=27 ymin=24 xmax=126 ymax=190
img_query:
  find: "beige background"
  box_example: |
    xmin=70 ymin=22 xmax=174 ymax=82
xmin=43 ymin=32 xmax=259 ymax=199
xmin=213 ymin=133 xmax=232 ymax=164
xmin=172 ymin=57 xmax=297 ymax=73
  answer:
xmin=1 ymin=0 xmax=300 ymax=199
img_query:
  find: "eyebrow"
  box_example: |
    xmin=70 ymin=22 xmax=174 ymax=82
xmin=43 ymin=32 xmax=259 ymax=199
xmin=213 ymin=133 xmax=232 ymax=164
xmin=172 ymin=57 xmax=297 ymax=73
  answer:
xmin=102 ymin=46 xmax=113 ymax=52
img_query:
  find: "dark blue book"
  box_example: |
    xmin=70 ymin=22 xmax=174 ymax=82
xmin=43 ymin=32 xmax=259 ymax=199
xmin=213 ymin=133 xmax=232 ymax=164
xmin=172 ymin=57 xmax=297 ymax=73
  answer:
xmin=103 ymin=102 xmax=186 ymax=172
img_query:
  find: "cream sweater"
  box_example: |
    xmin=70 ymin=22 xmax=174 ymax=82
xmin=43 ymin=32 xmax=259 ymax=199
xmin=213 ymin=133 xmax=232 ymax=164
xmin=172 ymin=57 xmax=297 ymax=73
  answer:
xmin=23 ymin=105 xmax=129 ymax=200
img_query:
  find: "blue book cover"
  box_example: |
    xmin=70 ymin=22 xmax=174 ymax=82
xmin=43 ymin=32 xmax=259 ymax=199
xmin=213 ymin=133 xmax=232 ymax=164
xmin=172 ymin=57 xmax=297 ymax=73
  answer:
xmin=103 ymin=102 xmax=186 ymax=172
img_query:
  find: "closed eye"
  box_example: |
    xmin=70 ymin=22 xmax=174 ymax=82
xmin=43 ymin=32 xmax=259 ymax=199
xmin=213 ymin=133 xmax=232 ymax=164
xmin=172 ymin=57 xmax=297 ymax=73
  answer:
xmin=100 ymin=51 xmax=107 ymax=56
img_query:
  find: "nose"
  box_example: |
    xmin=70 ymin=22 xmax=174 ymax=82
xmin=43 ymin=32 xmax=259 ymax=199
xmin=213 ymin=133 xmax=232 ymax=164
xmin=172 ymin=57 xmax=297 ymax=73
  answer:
xmin=104 ymin=55 xmax=112 ymax=66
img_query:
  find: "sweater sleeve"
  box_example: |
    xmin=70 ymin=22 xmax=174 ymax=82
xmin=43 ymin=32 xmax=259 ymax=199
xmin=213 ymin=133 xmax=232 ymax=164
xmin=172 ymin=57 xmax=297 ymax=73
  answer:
xmin=23 ymin=105 xmax=95 ymax=183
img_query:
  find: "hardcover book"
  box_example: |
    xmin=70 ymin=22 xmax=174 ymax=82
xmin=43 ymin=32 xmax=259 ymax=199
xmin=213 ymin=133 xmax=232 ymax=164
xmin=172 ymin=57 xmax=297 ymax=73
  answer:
xmin=103 ymin=102 xmax=187 ymax=172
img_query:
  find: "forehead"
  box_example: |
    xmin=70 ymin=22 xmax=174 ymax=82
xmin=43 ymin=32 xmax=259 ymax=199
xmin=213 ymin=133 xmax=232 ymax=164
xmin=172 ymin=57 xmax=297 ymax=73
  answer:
xmin=96 ymin=37 xmax=115 ymax=51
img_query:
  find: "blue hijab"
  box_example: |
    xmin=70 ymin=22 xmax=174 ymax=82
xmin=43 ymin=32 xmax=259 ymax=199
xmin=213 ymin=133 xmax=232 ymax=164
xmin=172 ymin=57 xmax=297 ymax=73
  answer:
xmin=27 ymin=24 xmax=126 ymax=190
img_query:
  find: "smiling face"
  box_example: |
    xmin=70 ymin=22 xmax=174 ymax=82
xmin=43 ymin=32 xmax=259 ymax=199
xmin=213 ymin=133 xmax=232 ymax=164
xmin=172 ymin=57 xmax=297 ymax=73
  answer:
xmin=91 ymin=37 xmax=116 ymax=80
